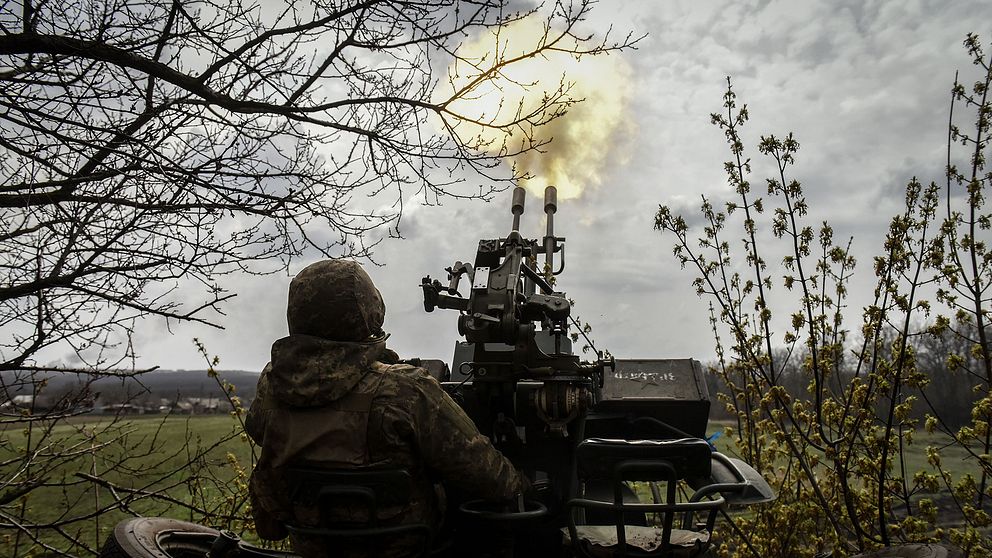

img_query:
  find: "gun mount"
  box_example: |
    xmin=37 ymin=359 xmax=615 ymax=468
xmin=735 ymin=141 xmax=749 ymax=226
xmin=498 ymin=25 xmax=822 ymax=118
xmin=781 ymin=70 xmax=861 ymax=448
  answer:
xmin=421 ymin=186 xmax=614 ymax=438
xmin=415 ymin=186 xmax=774 ymax=558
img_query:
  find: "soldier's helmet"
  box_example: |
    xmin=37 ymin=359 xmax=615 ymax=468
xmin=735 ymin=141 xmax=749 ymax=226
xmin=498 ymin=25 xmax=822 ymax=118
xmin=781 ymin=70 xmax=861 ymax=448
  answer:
xmin=287 ymin=260 xmax=385 ymax=341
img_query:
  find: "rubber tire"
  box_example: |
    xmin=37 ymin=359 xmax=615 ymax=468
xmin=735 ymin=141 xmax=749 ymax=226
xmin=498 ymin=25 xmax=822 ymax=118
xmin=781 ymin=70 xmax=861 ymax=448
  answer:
xmin=98 ymin=517 xmax=219 ymax=558
xmin=851 ymin=544 xmax=964 ymax=558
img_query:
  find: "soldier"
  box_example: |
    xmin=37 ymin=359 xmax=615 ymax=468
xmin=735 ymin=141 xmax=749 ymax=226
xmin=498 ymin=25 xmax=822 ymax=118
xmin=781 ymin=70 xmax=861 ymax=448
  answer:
xmin=245 ymin=259 xmax=527 ymax=557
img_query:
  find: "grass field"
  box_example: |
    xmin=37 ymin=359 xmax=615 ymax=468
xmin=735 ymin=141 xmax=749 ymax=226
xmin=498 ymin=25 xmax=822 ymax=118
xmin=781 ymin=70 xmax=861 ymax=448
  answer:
xmin=706 ymin=420 xmax=980 ymax=482
xmin=1 ymin=415 xmax=984 ymax=557
xmin=0 ymin=414 xmax=253 ymax=557
xmin=704 ymin=420 xmax=985 ymax=539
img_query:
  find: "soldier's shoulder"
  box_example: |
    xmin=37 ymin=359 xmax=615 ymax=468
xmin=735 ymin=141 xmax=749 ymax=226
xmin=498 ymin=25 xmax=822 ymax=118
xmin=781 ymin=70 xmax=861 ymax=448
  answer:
xmin=371 ymin=362 xmax=442 ymax=396
xmin=373 ymin=362 xmax=433 ymax=382
xmin=252 ymin=364 xmax=274 ymax=399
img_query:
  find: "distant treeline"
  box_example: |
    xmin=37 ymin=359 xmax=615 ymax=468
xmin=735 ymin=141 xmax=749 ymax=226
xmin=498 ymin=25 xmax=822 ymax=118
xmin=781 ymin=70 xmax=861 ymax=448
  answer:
xmin=704 ymin=324 xmax=983 ymax=429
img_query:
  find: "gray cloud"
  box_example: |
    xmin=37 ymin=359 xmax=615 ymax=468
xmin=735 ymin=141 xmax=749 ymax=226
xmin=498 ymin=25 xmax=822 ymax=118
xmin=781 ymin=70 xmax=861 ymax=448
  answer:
xmin=124 ymin=0 xmax=987 ymax=372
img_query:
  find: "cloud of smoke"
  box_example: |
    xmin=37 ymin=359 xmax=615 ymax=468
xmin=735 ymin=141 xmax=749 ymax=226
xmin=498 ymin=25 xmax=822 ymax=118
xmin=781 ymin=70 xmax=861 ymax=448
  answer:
xmin=443 ymin=18 xmax=632 ymax=200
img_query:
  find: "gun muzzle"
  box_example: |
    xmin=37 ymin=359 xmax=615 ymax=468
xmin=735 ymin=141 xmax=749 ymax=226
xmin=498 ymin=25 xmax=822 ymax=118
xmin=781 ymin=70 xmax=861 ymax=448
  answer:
xmin=511 ymin=186 xmax=526 ymax=233
xmin=544 ymin=185 xmax=558 ymax=215
xmin=544 ymin=186 xmax=557 ymax=270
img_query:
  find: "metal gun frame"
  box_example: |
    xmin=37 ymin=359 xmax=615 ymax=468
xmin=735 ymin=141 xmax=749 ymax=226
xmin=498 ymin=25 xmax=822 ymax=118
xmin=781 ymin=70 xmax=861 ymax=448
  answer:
xmin=419 ymin=186 xmax=773 ymax=557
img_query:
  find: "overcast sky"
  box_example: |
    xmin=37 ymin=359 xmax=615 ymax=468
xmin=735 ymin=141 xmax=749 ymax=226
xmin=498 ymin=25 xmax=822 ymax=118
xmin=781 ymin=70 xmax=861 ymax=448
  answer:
xmin=129 ymin=0 xmax=990 ymax=373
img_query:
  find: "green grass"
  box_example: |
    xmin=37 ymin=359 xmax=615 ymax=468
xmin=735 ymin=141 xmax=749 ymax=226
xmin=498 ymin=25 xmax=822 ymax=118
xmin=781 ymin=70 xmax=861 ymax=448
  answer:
xmin=706 ymin=420 xmax=981 ymax=488
xmin=0 ymin=414 xmax=253 ymax=557
xmin=2 ymin=415 xmax=983 ymax=557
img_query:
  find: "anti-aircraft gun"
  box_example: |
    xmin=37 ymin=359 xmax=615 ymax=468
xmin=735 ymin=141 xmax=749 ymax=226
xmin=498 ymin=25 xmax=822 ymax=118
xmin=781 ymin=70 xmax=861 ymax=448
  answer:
xmin=421 ymin=185 xmax=611 ymax=441
xmin=419 ymin=186 xmax=775 ymax=557
xmin=95 ymin=186 xmax=774 ymax=558
xmin=419 ymin=186 xmax=611 ymax=543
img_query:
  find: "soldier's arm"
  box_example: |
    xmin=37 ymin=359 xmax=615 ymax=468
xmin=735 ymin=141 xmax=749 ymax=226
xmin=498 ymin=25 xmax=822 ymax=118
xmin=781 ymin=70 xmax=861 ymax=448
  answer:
xmin=416 ymin=379 xmax=526 ymax=501
xmin=245 ymin=365 xmax=272 ymax=444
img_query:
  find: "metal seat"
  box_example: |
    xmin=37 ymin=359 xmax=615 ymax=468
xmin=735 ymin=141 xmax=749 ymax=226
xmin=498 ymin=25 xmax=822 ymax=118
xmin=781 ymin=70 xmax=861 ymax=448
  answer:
xmin=283 ymin=467 xmax=434 ymax=557
xmin=565 ymin=438 xmax=725 ymax=558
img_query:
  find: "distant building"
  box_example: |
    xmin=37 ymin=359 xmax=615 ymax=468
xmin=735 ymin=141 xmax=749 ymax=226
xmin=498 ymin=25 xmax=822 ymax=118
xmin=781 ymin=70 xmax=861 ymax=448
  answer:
xmin=95 ymin=403 xmax=147 ymax=415
xmin=186 ymin=397 xmax=225 ymax=414
xmin=0 ymin=395 xmax=31 ymax=413
xmin=11 ymin=394 xmax=34 ymax=406
xmin=156 ymin=397 xmax=230 ymax=415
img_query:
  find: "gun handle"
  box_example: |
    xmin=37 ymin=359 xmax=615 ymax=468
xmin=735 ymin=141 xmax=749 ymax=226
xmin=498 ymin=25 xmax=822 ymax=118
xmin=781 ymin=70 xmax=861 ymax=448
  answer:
xmin=421 ymin=277 xmax=439 ymax=312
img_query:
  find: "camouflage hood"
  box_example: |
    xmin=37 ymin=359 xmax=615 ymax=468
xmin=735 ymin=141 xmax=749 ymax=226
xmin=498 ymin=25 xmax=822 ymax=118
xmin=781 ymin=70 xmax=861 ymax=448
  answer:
xmin=267 ymin=334 xmax=387 ymax=407
xmin=287 ymin=260 xmax=385 ymax=342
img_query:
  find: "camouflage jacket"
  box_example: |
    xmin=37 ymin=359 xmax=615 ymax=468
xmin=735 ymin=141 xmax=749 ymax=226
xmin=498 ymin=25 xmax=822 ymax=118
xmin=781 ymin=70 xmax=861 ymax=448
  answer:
xmin=245 ymin=334 xmax=525 ymax=555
